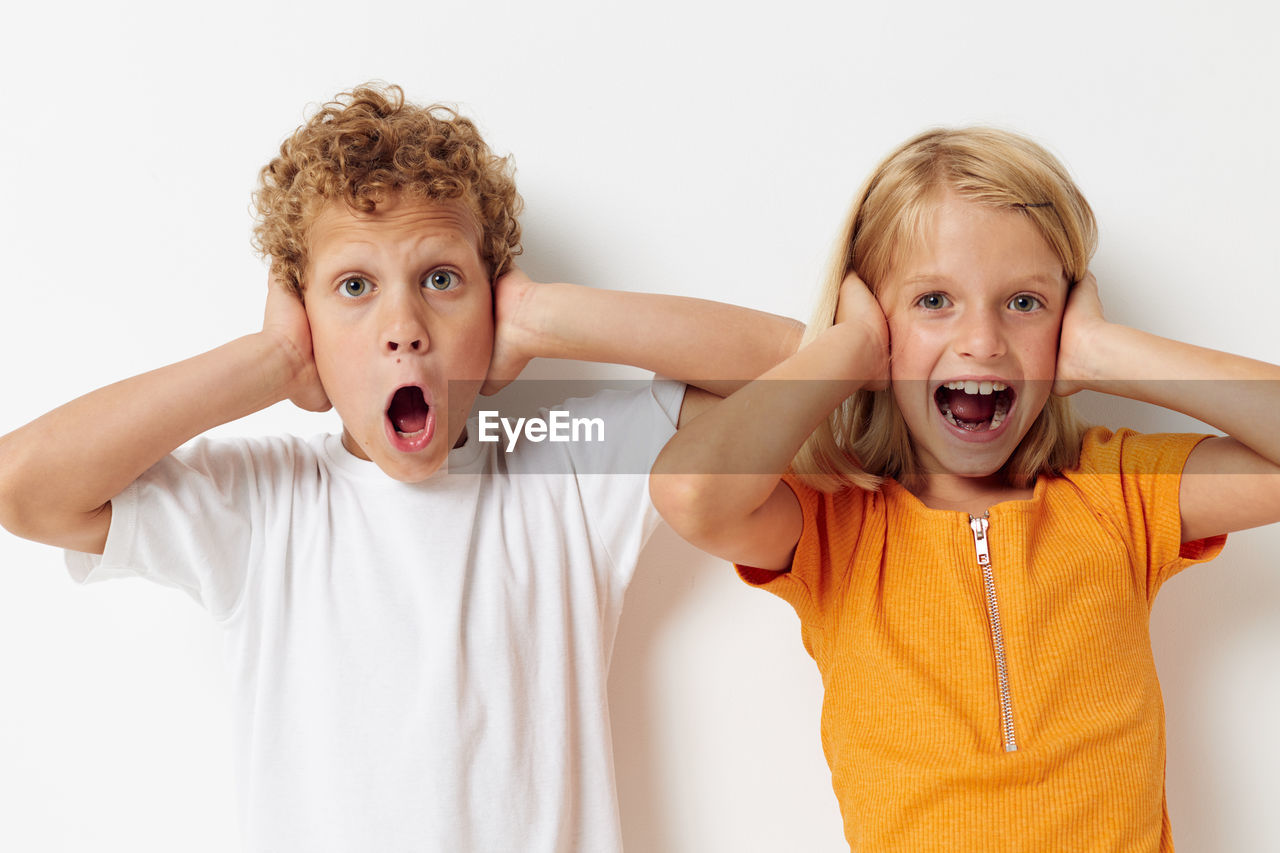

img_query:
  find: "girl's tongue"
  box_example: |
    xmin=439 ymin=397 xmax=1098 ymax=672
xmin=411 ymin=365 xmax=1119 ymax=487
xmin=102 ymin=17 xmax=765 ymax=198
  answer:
xmin=947 ymin=390 xmax=996 ymax=422
xmin=936 ymin=385 xmax=1012 ymax=431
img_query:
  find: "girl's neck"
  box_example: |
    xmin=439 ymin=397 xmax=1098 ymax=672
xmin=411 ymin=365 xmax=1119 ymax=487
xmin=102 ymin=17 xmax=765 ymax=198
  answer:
xmin=906 ymin=472 xmax=1034 ymax=516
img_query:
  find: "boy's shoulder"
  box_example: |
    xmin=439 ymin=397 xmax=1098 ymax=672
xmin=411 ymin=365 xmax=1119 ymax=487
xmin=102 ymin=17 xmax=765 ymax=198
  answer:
xmin=167 ymin=432 xmax=332 ymax=477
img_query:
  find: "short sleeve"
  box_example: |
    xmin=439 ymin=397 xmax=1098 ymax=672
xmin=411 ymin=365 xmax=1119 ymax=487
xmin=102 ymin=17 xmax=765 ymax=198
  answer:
xmin=735 ymin=474 xmax=868 ymax=630
xmin=1069 ymin=427 xmax=1226 ymax=599
xmin=63 ymin=437 xmax=271 ymax=618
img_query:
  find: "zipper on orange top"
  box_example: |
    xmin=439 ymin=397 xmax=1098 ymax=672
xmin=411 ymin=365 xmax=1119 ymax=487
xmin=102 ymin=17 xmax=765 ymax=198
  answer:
xmin=969 ymin=513 xmax=1018 ymax=753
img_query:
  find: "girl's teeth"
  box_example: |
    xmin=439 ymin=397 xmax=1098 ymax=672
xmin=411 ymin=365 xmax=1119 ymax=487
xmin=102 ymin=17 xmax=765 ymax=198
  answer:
xmin=939 ymin=387 xmax=1013 ymax=431
xmin=990 ymin=394 xmax=1010 ymax=429
xmin=944 ymin=380 xmax=1007 ymax=395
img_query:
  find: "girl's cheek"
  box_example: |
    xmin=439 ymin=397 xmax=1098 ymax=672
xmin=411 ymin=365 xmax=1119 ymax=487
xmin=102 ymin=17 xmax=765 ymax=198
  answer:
xmin=889 ymin=322 xmax=932 ymax=357
xmin=1027 ymin=337 xmax=1062 ymax=380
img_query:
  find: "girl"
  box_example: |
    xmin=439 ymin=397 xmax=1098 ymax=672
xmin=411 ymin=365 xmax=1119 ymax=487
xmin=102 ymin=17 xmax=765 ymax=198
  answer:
xmin=650 ymin=128 xmax=1280 ymax=851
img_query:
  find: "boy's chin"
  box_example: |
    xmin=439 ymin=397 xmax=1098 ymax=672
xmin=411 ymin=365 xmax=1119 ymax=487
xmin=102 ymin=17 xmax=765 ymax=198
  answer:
xmin=382 ymin=424 xmax=473 ymax=482
xmin=340 ymin=428 xmax=454 ymax=482
xmin=375 ymin=452 xmax=449 ymax=483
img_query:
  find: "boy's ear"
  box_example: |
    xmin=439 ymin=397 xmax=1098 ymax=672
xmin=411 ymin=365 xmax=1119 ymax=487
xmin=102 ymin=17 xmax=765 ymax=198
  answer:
xmin=267 ymin=263 xmax=303 ymax=301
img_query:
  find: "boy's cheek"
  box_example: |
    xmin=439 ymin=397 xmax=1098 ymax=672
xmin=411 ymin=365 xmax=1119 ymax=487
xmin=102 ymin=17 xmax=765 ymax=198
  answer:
xmin=305 ymin=339 xmax=346 ymax=403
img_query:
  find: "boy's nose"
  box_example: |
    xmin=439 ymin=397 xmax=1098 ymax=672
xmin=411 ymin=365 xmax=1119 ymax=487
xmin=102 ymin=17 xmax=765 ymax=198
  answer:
xmin=386 ymin=336 xmax=424 ymax=353
xmin=380 ymin=291 xmax=430 ymax=355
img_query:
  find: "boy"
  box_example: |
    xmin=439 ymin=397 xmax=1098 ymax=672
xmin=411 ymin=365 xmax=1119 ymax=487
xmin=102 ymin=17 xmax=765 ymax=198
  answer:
xmin=0 ymin=84 xmax=800 ymax=851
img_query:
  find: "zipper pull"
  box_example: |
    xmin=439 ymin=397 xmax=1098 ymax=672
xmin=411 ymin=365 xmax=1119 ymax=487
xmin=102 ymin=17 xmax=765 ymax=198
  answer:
xmin=969 ymin=514 xmax=990 ymax=567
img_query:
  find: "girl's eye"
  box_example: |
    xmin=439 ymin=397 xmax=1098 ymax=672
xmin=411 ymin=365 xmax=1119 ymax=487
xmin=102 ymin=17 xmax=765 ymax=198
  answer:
xmin=340 ymin=277 xmax=371 ymax=298
xmin=1008 ymin=294 xmax=1043 ymax=313
xmin=917 ymin=292 xmax=950 ymax=310
xmin=426 ymin=270 xmax=458 ymax=291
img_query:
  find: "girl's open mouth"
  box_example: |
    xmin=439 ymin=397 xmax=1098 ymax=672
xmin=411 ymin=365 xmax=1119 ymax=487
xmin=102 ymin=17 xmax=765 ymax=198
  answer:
xmin=934 ymin=381 xmax=1014 ymax=432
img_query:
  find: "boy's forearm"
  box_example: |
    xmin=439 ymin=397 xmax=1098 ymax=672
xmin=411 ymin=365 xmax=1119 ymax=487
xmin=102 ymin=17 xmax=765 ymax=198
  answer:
xmin=0 ymin=333 xmax=296 ymax=548
xmin=1083 ymin=323 xmax=1280 ymax=463
xmin=517 ymin=282 xmax=804 ymax=395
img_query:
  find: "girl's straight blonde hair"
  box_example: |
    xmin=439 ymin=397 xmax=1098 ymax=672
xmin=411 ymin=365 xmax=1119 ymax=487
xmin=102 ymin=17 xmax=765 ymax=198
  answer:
xmin=794 ymin=127 xmax=1097 ymax=493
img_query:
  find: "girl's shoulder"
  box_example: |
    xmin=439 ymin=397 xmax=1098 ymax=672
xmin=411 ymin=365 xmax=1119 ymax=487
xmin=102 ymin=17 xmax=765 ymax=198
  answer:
xmin=1068 ymin=426 xmax=1212 ymax=478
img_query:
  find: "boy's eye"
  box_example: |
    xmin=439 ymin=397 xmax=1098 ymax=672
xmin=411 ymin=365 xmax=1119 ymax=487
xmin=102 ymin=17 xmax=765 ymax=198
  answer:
xmin=426 ymin=270 xmax=458 ymax=291
xmin=917 ymin=293 xmax=950 ymax=310
xmin=1008 ymin=294 xmax=1043 ymax=313
xmin=340 ymin=277 xmax=371 ymax=298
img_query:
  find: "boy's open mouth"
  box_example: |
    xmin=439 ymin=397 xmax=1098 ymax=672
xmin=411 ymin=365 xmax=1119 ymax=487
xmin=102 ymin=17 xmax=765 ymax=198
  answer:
xmin=934 ymin=380 xmax=1013 ymax=432
xmin=388 ymin=386 xmax=430 ymax=438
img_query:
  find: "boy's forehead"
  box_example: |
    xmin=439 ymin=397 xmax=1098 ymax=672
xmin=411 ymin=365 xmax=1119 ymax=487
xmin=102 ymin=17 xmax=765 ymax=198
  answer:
xmin=307 ymin=195 xmax=483 ymax=267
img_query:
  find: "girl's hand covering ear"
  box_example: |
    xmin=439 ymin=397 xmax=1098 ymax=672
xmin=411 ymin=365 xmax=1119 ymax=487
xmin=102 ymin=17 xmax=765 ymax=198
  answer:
xmin=835 ymin=271 xmax=891 ymax=391
xmin=263 ymin=271 xmax=331 ymax=413
xmin=481 ymin=266 xmax=536 ymax=396
xmin=1053 ymin=271 xmax=1108 ymax=397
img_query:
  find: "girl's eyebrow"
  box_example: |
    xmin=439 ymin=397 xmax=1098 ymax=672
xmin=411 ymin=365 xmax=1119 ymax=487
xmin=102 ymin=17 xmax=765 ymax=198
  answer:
xmin=900 ymin=272 xmax=1064 ymax=290
xmin=1003 ymin=272 xmax=1067 ymax=291
xmin=900 ymin=273 xmax=951 ymax=286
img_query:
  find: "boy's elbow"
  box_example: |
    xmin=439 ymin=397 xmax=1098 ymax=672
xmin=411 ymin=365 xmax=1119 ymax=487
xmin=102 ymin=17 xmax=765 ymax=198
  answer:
xmin=0 ymin=434 xmax=26 ymax=536
xmin=0 ymin=434 xmax=103 ymax=550
xmin=0 ymin=451 xmax=48 ymax=544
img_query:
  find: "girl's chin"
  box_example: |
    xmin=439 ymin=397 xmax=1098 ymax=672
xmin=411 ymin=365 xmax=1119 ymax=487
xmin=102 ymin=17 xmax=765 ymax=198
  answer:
xmin=917 ymin=451 xmax=1009 ymax=480
xmin=916 ymin=425 xmax=1026 ymax=479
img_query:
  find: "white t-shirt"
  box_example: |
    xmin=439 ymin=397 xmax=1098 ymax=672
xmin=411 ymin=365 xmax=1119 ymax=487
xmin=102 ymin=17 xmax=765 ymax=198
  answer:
xmin=67 ymin=380 xmax=684 ymax=853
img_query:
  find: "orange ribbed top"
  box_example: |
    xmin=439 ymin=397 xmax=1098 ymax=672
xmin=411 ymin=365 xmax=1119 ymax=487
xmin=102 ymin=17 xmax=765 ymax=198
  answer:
xmin=739 ymin=428 xmax=1225 ymax=852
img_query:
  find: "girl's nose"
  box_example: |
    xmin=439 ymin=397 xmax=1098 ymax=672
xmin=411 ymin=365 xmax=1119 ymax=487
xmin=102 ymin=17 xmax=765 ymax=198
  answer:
xmin=955 ymin=309 xmax=1006 ymax=360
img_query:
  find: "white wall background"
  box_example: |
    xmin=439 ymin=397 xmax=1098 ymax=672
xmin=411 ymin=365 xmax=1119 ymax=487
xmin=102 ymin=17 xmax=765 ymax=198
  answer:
xmin=1 ymin=1 xmax=1277 ymax=850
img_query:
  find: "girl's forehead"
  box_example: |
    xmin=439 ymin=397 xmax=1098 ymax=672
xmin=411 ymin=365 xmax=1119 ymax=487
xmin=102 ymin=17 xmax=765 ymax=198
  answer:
xmin=879 ymin=193 xmax=1065 ymax=295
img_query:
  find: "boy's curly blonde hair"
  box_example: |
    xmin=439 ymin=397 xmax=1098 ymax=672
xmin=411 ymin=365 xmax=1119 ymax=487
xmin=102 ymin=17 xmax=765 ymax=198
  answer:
xmin=253 ymin=83 xmax=522 ymax=297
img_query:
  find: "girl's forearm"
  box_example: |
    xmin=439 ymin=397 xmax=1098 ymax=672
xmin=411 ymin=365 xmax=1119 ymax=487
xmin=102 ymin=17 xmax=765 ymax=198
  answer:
xmin=651 ymin=322 xmax=878 ymax=535
xmin=1083 ymin=323 xmax=1280 ymax=463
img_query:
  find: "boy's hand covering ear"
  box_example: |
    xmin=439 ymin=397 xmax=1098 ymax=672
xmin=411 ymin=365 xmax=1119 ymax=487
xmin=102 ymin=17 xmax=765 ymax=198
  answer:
xmin=1053 ymin=271 xmax=1108 ymax=397
xmin=835 ymin=271 xmax=891 ymax=391
xmin=481 ymin=266 xmax=537 ymax=396
xmin=263 ymin=270 xmax=332 ymax=413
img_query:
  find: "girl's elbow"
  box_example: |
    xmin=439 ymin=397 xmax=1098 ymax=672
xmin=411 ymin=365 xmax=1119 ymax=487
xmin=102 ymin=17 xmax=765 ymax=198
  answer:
xmin=649 ymin=472 xmax=724 ymax=542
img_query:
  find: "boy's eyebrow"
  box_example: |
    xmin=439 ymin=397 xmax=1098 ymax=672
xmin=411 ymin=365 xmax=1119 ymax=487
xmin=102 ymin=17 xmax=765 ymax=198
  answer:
xmin=311 ymin=233 xmax=480 ymax=276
